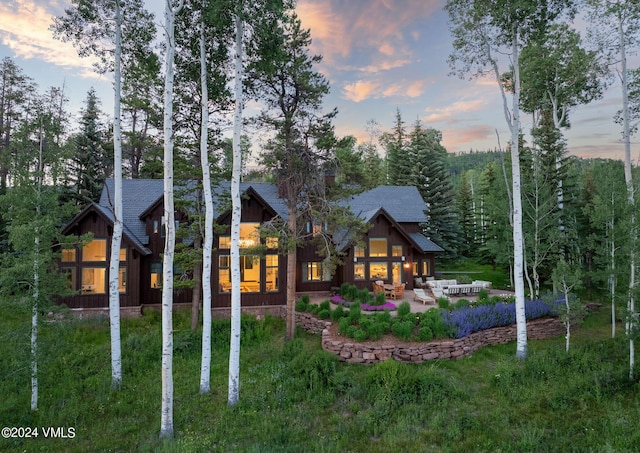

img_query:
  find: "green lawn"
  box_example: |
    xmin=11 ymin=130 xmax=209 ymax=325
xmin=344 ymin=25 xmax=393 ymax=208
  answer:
xmin=1 ymin=297 xmax=639 ymax=452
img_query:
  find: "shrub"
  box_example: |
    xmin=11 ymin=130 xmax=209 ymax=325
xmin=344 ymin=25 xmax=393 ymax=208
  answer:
xmin=345 ymin=325 xmax=358 ymax=338
xmin=392 ymin=320 xmax=414 ymax=341
xmin=477 ymin=288 xmax=489 ymax=302
xmin=299 ymin=294 xmax=310 ymax=305
xmin=340 ymin=283 xmax=351 ymax=297
xmin=454 ymin=299 xmax=471 ymax=310
xmin=296 ymin=299 xmax=309 ymax=312
xmin=338 ymin=317 xmax=351 ymax=336
xmin=290 ymin=349 xmax=337 ymax=391
xmin=330 ymin=305 xmax=346 ymax=321
xmin=353 ymin=329 xmax=369 ymax=342
xmin=372 ymin=310 xmax=392 ymax=325
xmin=344 ymin=284 xmax=359 ymax=302
xmin=355 ymin=289 xmax=372 ymax=304
xmin=318 ymin=309 xmax=331 ymax=320
xmin=349 ymin=303 xmax=362 ymax=323
xmin=418 ymin=325 xmax=433 ymax=342
xmin=319 ymin=300 xmax=331 ymax=312
xmin=367 ymin=321 xmax=388 ymax=340
xmin=397 ymin=301 xmax=411 ymax=317
xmin=373 ymin=291 xmax=387 ymax=306
xmin=437 ymin=297 xmax=451 ymax=310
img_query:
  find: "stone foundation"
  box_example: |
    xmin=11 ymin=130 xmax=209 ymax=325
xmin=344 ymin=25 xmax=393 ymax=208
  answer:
xmin=320 ymin=317 xmax=565 ymax=364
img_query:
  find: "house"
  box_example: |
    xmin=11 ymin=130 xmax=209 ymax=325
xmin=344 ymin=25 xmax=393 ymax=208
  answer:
xmin=58 ymin=179 xmax=443 ymax=314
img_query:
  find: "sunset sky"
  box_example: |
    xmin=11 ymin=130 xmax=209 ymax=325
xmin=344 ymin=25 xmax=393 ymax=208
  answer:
xmin=0 ymin=0 xmax=633 ymax=161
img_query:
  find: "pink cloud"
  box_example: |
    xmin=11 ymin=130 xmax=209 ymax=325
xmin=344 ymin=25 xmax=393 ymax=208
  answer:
xmin=0 ymin=0 xmax=99 ymax=76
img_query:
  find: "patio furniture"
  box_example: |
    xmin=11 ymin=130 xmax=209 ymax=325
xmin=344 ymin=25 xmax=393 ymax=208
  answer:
xmin=431 ymin=287 xmax=448 ymax=300
xmin=390 ymin=283 xmax=405 ymax=300
xmin=414 ymin=277 xmax=427 ymax=288
xmin=372 ymin=282 xmax=385 ymax=294
xmin=413 ymin=288 xmax=435 ymax=305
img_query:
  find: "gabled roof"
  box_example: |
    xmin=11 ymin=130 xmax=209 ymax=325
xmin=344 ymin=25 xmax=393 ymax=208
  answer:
xmin=343 ymin=186 xmax=429 ymax=223
xmin=71 ymin=179 xmax=440 ymax=255
xmin=408 ymin=232 xmax=444 ymax=253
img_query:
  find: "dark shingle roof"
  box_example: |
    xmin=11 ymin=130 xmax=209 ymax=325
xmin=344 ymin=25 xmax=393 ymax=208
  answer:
xmin=343 ymin=186 xmax=428 ymax=223
xmin=409 ymin=232 xmax=444 ymax=253
xmin=99 ymin=179 xmax=164 ymax=254
xmin=96 ymin=179 xmax=439 ymax=254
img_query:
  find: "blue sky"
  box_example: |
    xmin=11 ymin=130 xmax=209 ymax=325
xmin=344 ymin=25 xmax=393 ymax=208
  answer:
xmin=0 ymin=0 xmax=632 ymax=160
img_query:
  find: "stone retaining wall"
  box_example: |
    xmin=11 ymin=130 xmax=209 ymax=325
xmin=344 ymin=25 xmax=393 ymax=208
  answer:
xmin=296 ymin=311 xmax=332 ymax=334
xmin=319 ymin=317 xmax=565 ymax=364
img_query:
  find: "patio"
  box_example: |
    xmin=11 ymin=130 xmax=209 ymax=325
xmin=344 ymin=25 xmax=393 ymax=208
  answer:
xmin=302 ymin=287 xmax=514 ymax=313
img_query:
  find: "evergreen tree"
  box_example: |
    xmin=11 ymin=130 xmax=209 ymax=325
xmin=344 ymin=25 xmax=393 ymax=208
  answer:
xmin=456 ymin=172 xmax=475 ymax=256
xmin=71 ymin=88 xmax=110 ymax=203
xmin=380 ymin=109 xmax=410 ymax=185
xmin=408 ymin=120 xmax=460 ymax=256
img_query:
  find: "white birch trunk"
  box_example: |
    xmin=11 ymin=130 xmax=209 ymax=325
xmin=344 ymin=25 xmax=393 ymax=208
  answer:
xmin=30 ymin=272 xmax=38 ymax=411
xmin=31 ymin=122 xmax=44 ymax=411
xmin=108 ymin=0 xmax=123 ymax=391
xmin=199 ymin=10 xmax=214 ymax=394
xmin=619 ymin=16 xmax=636 ymax=379
xmin=564 ymin=289 xmax=571 ymax=353
xmin=510 ymin=29 xmax=528 ymax=359
xmin=160 ymin=0 xmax=182 ymax=438
xmin=228 ymin=12 xmax=243 ymax=407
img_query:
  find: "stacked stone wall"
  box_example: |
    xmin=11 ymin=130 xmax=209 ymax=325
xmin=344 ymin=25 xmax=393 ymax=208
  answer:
xmin=319 ymin=317 xmax=565 ymax=364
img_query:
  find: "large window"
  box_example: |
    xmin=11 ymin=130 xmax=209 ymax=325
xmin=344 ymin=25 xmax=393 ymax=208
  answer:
xmin=266 ymin=255 xmax=278 ymax=291
xmin=119 ymin=268 xmax=127 ymax=293
xmin=369 ymin=262 xmax=388 ymax=280
xmin=354 ymin=246 xmax=365 ymax=258
xmin=302 ymin=261 xmax=330 ymax=282
xmin=61 ymin=249 xmax=76 ymax=262
xmin=81 ymin=268 xmax=106 ymax=294
xmin=369 ymin=238 xmax=387 ymax=257
xmin=422 ymin=260 xmax=430 ymax=276
xmin=219 ymin=223 xmax=261 ymax=249
xmin=151 ymin=262 xmax=162 ymax=288
xmin=218 ymin=255 xmax=261 ymax=292
xmin=354 ymin=263 xmax=365 ymax=280
xmin=83 ymin=239 xmax=107 ymax=261
xmin=392 ymin=262 xmax=403 ymax=284
xmin=392 ymin=245 xmax=403 ymax=257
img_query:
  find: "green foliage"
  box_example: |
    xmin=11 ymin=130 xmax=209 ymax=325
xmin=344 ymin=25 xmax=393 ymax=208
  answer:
xmin=348 ymin=303 xmax=362 ymax=323
xmin=296 ymin=298 xmax=309 ymax=312
xmin=392 ymin=320 xmax=414 ymax=341
xmin=454 ymin=299 xmax=471 ymax=310
xmin=330 ymin=305 xmax=346 ymax=321
xmin=373 ymin=291 xmax=387 ymax=306
xmin=317 ymin=309 xmax=331 ymax=320
xmin=289 ymin=349 xmax=338 ymax=392
xmin=438 ymin=297 xmax=451 ymax=310
xmin=418 ymin=326 xmax=434 ymax=342
xmin=3 ymin=300 xmax=640 ymax=452
xmin=397 ymin=301 xmax=411 ymax=317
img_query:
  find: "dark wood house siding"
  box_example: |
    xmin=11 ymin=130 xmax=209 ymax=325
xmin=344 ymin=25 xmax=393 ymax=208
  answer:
xmin=59 ymin=208 xmax=141 ymax=308
xmin=212 ymin=192 xmax=287 ymax=307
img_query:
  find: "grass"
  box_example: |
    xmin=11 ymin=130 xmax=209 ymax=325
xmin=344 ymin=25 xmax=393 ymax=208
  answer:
xmin=438 ymin=258 xmax=512 ymax=289
xmin=1 ymin=296 xmax=639 ymax=452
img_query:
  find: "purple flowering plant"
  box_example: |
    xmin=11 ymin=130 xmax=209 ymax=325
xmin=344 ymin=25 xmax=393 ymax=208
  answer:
xmin=441 ymin=298 xmax=561 ymax=339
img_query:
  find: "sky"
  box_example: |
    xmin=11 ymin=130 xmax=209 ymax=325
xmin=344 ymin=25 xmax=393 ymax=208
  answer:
xmin=0 ymin=0 xmax=633 ymax=161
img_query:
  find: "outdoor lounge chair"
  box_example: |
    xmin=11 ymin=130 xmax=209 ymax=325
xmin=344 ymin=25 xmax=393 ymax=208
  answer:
xmin=413 ymin=288 xmax=435 ymax=305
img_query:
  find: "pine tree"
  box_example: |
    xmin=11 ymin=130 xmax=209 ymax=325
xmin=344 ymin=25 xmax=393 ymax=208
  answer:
xmin=408 ymin=121 xmax=460 ymax=256
xmin=72 ymin=88 xmax=110 ymax=203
